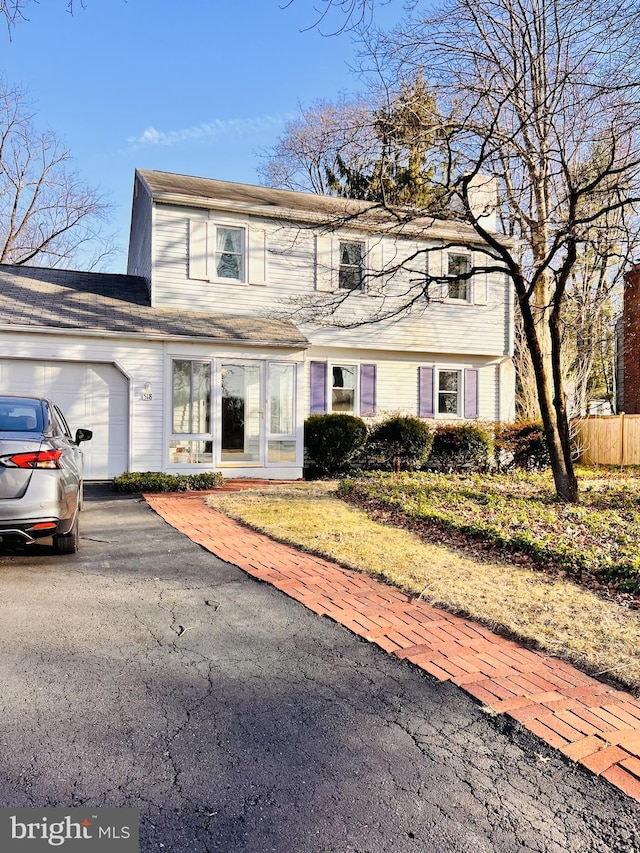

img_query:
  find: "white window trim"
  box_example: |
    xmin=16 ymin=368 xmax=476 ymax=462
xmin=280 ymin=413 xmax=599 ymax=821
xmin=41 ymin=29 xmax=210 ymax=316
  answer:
xmin=316 ymin=234 xmax=383 ymax=295
xmin=329 ymin=362 xmax=360 ymax=415
xmin=436 ymin=367 xmax=464 ymax=418
xmin=165 ymin=356 xmax=302 ymax=470
xmin=337 ymin=238 xmax=367 ymax=293
xmin=445 ymin=251 xmax=473 ymax=304
xmin=208 ymin=221 xmax=247 ymax=285
xmin=167 ymin=357 xmax=214 ymax=467
xmin=190 ymin=213 xmax=269 ymax=286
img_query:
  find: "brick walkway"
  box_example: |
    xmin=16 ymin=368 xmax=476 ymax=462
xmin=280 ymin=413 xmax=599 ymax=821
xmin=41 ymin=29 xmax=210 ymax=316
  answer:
xmin=145 ymin=490 xmax=640 ymax=803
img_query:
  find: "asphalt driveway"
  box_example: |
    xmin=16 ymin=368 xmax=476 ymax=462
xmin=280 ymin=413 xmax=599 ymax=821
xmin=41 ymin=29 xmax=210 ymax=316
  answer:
xmin=0 ymin=485 xmax=637 ymax=852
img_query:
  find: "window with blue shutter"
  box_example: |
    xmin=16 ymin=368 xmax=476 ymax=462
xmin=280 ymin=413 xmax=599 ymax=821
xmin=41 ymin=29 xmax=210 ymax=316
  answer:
xmin=309 ymin=361 xmax=328 ymax=414
xmin=360 ymin=364 xmax=377 ymax=417
xmin=464 ymin=368 xmax=479 ymax=418
xmin=418 ymin=366 xmax=435 ymax=418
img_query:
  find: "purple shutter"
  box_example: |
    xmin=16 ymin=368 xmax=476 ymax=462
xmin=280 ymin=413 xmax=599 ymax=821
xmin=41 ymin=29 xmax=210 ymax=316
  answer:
xmin=359 ymin=364 xmax=377 ymax=417
xmin=464 ymin=368 xmax=479 ymax=418
xmin=309 ymin=361 xmax=328 ymax=414
xmin=418 ymin=366 xmax=434 ymax=418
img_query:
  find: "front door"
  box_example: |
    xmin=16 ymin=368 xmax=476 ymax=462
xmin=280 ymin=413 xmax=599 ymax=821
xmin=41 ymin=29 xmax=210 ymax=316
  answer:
xmin=220 ymin=362 xmax=262 ymax=464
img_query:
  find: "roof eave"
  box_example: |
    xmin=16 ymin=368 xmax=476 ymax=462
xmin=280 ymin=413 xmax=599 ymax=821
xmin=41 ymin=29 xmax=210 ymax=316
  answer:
xmin=0 ymin=322 xmax=309 ymax=349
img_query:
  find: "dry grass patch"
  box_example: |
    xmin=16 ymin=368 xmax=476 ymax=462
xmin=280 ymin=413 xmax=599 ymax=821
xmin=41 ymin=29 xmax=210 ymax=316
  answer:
xmin=206 ymin=484 xmax=640 ymax=691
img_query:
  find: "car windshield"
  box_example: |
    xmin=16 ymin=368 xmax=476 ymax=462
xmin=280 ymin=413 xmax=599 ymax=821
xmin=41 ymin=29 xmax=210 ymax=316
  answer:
xmin=0 ymin=398 xmax=43 ymax=433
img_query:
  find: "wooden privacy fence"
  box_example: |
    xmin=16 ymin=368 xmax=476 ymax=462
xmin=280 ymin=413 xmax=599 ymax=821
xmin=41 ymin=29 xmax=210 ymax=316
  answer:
xmin=574 ymin=414 xmax=640 ymax=466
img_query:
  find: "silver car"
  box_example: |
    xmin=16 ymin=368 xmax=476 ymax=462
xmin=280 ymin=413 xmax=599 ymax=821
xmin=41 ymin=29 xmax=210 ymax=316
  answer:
xmin=0 ymin=396 xmax=92 ymax=554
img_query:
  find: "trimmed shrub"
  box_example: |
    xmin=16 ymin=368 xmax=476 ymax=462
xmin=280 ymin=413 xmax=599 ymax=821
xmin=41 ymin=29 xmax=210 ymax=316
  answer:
xmin=428 ymin=423 xmax=492 ymax=472
xmin=304 ymin=413 xmax=368 ymax=477
xmin=112 ymin=471 xmax=224 ymax=493
xmin=495 ymin=421 xmax=550 ymax=471
xmin=369 ymin=415 xmax=434 ymax=471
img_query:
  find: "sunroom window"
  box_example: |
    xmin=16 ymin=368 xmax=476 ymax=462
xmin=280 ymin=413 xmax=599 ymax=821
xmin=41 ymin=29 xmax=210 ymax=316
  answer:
xmin=268 ymin=363 xmax=296 ymax=463
xmin=170 ymin=360 xmax=212 ymax=464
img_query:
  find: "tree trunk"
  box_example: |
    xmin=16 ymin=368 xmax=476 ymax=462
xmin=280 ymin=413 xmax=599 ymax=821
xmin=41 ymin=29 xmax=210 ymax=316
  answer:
xmin=517 ymin=290 xmax=579 ymax=503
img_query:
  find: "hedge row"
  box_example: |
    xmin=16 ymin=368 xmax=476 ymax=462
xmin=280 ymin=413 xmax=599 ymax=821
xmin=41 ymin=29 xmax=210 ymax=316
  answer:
xmin=304 ymin=414 xmax=550 ymax=477
xmin=112 ymin=471 xmax=224 ymax=493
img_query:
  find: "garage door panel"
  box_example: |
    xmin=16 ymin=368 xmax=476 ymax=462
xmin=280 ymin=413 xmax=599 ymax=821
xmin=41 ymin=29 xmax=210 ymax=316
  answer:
xmin=0 ymin=359 xmax=129 ymax=480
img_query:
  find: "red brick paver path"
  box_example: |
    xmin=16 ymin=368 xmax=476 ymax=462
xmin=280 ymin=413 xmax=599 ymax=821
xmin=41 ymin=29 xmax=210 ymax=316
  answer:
xmin=145 ymin=491 xmax=640 ymax=803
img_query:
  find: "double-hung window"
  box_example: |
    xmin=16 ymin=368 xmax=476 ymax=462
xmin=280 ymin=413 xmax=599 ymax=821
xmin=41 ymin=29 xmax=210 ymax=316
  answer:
xmin=331 ymin=365 xmax=357 ymax=413
xmin=339 ymin=241 xmax=365 ymax=291
xmin=189 ymin=219 xmax=248 ymax=283
xmin=214 ymin=225 xmax=244 ymax=281
xmin=310 ymin=361 xmax=376 ymax=417
xmin=419 ymin=366 xmax=479 ymax=419
xmin=447 ymin=253 xmax=471 ymax=301
xmin=438 ymin=370 xmax=461 ymax=415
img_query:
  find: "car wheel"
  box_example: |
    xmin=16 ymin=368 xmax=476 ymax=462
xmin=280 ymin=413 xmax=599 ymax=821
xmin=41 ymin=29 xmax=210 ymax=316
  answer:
xmin=53 ymin=515 xmax=79 ymax=555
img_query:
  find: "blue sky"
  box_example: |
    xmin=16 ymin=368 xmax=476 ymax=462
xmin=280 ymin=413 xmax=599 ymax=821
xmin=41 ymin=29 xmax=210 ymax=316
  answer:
xmin=2 ymin=0 xmax=402 ymax=272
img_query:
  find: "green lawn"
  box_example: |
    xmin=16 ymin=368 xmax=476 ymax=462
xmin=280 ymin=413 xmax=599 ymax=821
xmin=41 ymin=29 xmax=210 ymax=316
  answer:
xmin=339 ymin=469 xmax=640 ymax=595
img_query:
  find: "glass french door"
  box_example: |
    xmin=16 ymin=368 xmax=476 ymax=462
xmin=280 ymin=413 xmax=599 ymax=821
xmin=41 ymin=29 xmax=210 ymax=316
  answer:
xmin=220 ymin=362 xmax=262 ymax=463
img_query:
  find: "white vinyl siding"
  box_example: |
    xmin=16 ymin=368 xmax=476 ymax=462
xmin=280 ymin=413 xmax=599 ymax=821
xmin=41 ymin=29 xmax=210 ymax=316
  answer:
xmin=127 ymin=176 xmax=153 ymax=291
xmin=304 ymin=348 xmax=510 ymax=423
xmin=151 ymin=204 xmax=512 ymax=358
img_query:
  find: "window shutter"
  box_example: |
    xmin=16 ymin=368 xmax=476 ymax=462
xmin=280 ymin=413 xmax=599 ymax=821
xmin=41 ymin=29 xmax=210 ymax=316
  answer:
xmin=418 ymin=366 xmax=434 ymax=418
xmin=430 ymin=249 xmax=447 ymax=301
xmin=473 ymin=251 xmax=488 ymax=304
xmin=315 ymin=234 xmax=334 ymax=291
xmin=360 ymin=364 xmax=377 ymax=416
xmin=248 ymin=226 xmax=267 ymax=285
xmin=367 ymin=240 xmax=384 ymax=297
xmin=189 ymin=220 xmax=208 ymax=281
xmin=309 ymin=361 xmax=328 ymax=414
xmin=464 ymin=368 xmax=479 ymax=418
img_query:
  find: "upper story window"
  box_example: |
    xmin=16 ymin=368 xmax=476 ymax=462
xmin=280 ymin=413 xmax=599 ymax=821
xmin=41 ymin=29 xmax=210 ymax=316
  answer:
xmin=190 ymin=219 xmax=264 ymax=285
xmin=447 ymin=253 xmax=471 ymax=301
xmin=339 ymin=241 xmax=364 ymax=291
xmin=214 ymin=226 xmax=244 ymax=281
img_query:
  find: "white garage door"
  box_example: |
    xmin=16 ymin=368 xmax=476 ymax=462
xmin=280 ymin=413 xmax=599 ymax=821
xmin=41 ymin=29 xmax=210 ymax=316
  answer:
xmin=0 ymin=359 xmax=129 ymax=480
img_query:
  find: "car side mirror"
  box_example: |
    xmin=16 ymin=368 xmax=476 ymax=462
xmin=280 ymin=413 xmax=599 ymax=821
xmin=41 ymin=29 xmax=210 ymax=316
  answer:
xmin=75 ymin=428 xmax=93 ymax=444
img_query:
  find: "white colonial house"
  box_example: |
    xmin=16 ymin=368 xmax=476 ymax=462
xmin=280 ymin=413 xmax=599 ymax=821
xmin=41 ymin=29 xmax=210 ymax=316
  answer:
xmin=0 ymin=169 xmax=515 ymax=480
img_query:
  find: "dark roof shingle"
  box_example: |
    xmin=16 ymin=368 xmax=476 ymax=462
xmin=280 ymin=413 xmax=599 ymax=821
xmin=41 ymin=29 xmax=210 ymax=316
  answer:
xmin=0 ymin=265 xmax=308 ymax=348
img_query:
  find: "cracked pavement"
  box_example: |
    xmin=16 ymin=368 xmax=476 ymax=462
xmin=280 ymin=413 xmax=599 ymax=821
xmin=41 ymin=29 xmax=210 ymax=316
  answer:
xmin=0 ymin=485 xmax=637 ymax=852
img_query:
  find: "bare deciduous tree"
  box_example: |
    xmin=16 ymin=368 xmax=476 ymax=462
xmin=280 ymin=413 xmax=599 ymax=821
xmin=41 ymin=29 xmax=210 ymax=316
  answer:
xmin=260 ymin=73 xmax=450 ymax=211
xmin=0 ymin=1 xmax=77 ymax=34
xmin=0 ymin=81 xmax=112 ymax=268
xmin=258 ymin=94 xmax=378 ymax=194
xmin=283 ymin=0 xmax=640 ymax=502
xmin=284 ymin=0 xmax=375 ymax=33
xmin=414 ymin=0 xmax=640 ymax=501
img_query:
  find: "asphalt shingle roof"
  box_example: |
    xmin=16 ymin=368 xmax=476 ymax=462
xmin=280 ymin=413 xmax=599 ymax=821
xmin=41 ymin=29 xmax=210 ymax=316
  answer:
xmin=0 ymin=264 xmax=308 ymax=348
xmin=137 ymin=169 xmax=494 ymax=242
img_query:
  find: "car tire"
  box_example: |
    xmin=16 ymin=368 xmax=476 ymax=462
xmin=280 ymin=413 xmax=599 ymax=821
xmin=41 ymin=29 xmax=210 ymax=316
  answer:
xmin=53 ymin=515 xmax=79 ymax=555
